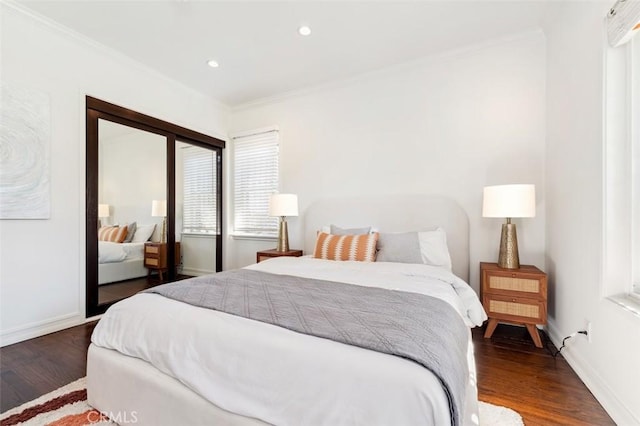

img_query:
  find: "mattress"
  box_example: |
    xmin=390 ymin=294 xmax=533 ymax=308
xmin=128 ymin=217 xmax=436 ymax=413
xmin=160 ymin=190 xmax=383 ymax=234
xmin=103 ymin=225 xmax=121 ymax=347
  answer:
xmin=91 ymin=257 xmax=487 ymax=425
xmin=98 ymin=241 xmax=144 ymax=264
xmin=98 ymin=241 xmax=146 ymax=285
xmin=98 ymin=258 xmax=147 ymax=285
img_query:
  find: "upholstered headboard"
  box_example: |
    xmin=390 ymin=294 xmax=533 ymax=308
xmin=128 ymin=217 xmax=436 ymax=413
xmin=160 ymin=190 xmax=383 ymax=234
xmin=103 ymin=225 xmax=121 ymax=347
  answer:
xmin=303 ymin=195 xmax=470 ymax=282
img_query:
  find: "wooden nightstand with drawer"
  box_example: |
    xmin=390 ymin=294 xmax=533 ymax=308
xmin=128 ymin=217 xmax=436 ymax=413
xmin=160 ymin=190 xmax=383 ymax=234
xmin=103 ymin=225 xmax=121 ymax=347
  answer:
xmin=480 ymin=262 xmax=547 ymax=348
xmin=144 ymin=242 xmax=181 ymax=281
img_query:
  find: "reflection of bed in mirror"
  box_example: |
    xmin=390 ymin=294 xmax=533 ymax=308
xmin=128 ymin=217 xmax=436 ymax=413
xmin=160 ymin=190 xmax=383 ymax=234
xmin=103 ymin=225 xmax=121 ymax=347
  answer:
xmin=98 ymin=241 xmax=147 ymax=285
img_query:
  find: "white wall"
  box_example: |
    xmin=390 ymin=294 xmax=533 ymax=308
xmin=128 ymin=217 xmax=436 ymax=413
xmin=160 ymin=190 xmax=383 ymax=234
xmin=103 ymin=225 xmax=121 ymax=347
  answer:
xmin=0 ymin=3 xmax=229 ymax=346
xmin=544 ymin=2 xmax=640 ymax=424
xmin=227 ymin=31 xmax=547 ymax=292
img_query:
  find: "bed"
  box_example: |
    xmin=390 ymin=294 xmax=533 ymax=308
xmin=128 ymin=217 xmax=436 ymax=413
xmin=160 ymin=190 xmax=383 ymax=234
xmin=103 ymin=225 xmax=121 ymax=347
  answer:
xmin=98 ymin=241 xmax=146 ymax=285
xmin=87 ymin=195 xmax=487 ymax=426
xmin=97 ymin=223 xmax=157 ymax=285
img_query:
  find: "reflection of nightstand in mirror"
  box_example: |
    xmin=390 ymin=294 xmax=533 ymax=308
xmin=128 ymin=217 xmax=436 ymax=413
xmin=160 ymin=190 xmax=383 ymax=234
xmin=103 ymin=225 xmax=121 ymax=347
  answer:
xmin=256 ymin=249 xmax=303 ymax=263
xmin=144 ymin=242 xmax=181 ymax=281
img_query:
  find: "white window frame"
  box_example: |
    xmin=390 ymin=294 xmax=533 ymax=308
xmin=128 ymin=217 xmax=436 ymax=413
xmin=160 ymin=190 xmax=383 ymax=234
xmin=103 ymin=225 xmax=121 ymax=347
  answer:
xmin=631 ymin=36 xmax=640 ymax=297
xmin=604 ymin=33 xmax=640 ymax=313
xmin=231 ymin=127 xmax=279 ymax=238
xmin=181 ymin=146 xmax=218 ymax=235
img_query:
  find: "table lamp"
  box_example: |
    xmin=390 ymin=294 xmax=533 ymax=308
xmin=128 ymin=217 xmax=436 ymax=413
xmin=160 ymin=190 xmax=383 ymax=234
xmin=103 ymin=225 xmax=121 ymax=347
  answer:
xmin=98 ymin=204 xmax=110 ymax=227
xmin=269 ymin=194 xmax=298 ymax=252
xmin=483 ymin=184 xmax=535 ymax=269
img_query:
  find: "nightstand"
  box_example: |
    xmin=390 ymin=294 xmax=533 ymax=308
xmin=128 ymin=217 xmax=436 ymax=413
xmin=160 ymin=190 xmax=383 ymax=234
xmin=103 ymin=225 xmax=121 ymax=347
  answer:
xmin=256 ymin=249 xmax=303 ymax=263
xmin=480 ymin=262 xmax=548 ymax=348
xmin=144 ymin=242 xmax=181 ymax=281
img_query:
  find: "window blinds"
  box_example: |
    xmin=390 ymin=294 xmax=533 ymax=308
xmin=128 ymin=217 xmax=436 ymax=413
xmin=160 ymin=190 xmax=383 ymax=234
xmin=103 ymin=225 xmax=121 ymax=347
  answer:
xmin=233 ymin=130 xmax=279 ymax=236
xmin=182 ymin=146 xmax=218 ymax=234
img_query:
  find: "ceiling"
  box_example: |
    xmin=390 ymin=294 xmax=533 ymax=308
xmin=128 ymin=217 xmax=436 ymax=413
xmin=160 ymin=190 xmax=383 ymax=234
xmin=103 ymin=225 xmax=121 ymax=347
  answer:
xmin=20 ymin=1 xmax=549 ymax=107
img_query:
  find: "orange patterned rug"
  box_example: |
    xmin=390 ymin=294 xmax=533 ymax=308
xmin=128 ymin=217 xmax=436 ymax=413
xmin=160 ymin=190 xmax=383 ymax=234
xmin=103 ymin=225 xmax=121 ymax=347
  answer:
xmin=0 ymin=378 xmax=114 ymax=426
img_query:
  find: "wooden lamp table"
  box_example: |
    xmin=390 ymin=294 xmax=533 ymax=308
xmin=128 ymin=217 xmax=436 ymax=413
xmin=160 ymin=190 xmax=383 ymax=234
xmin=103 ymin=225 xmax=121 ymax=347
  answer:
xmin=480 ymin=262 xmax=548 ymax=348
xmin=144 ymin=242 xmax=181 ymax=281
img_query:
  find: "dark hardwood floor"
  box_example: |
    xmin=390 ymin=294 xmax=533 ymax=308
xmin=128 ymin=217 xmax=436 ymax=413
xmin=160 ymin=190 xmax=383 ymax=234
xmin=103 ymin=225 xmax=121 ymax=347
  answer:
xmin=1 ymin=321 xmax=614 ymax=424
xmin=98 ymin=273 xmax=191 ymax=305
xmin=473 ymin=325 xmax=614 ymax=425
xmin=0 ymin=321 xmax=97 ymax=413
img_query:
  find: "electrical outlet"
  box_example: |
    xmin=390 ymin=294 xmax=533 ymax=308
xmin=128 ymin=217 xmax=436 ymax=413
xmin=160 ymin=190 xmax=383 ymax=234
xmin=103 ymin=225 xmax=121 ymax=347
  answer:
xmin=586 ymin=321 xmax=592 ymax=343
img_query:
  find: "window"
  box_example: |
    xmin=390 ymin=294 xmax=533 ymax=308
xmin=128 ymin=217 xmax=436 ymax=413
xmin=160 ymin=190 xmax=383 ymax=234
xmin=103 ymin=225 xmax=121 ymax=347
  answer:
xmin=232 ymin=128 xmax=279 ymax=236
xmin=604 ymin=2 xmax=640 ymax=303
xmin=182 ymin=146 xmax=218 ymax=234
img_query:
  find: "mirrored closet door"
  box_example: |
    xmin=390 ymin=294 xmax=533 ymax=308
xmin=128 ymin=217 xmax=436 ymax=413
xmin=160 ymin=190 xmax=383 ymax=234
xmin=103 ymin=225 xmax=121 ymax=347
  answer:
xmin=86 ymin=97 xmax=225 ymax=317
xmin=97 ymin=120 xmax=167 ymax=305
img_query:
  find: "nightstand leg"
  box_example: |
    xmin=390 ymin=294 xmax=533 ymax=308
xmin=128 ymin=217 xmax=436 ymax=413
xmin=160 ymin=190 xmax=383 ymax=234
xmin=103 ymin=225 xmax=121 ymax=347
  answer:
xmin=525 ymin=324 xmax=543 ymax=348
xmin=484 ymin=319 xmax=499 ymax=339
xmin=158 ymin=270 xmax=163 ymax=281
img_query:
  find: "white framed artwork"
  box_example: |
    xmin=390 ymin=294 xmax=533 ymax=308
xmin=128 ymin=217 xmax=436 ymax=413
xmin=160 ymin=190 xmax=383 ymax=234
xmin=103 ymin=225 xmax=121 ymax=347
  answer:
xmin=0 ymin=83 xmax=51 ymax=219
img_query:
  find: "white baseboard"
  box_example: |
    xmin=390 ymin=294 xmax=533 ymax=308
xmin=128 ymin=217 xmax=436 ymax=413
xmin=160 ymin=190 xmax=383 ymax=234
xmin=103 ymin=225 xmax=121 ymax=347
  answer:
xmin=181 ymin=267 xmax=215 ymax=277
xmin=546 ymin=321 xmax=639 ymax=425
xmin=0 ymin=312 xmax=84 ymax=347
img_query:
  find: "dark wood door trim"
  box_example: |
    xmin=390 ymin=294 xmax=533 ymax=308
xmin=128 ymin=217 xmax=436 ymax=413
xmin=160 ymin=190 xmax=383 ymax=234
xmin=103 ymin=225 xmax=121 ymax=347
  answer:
xmin=86 ymin=97 xmax=225 ymax=317
xmin=86 ymin=96 xmax=225 ymax=149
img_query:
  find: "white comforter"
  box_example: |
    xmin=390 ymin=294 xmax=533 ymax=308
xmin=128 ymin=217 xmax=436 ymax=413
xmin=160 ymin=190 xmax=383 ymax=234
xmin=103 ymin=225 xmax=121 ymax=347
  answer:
xmin=92 ymin=257 xmax=487 ymax=425
xmin=98 ymin=241 xmax=144 ymax=264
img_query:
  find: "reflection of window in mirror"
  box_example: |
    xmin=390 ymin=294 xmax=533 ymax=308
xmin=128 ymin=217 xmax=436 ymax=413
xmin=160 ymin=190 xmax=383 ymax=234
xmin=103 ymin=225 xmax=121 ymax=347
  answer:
xmin=97 ymin=119 xmax=167 ymax=305
xmin=175 ymin=141 xmax=219 ymax=277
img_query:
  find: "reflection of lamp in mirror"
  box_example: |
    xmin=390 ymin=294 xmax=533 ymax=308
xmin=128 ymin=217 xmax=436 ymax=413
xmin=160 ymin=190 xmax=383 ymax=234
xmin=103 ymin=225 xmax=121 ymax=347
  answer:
xmin=269 ymin=194 xmax=299 ymax=252
xmin=482 ymin=184 xmax=536 ymax=269
xmin=151 ymin=200 xmax=167 ymax=243
xmin=98 ymin=204 xmax=110 ymax=227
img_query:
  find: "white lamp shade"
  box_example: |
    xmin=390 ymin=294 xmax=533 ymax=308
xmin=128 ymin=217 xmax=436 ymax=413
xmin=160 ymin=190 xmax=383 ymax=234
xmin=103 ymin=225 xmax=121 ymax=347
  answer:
xmin=269 ymin=194 xmax=298 ymax=217
xmin=98 ymin=204 xmax=110 ymax=218
xmin=483 ymin=184 xmax=536 ymax=218
xmin=151 ymin=199 xmax=167 ymax=217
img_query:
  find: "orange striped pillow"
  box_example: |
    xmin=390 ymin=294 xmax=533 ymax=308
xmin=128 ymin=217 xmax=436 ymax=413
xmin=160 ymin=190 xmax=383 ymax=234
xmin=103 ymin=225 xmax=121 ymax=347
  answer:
xmin=98 ymin=225 xmax=128 ymax=243
xmin=313 ymin=232 xmax=378 ymax=262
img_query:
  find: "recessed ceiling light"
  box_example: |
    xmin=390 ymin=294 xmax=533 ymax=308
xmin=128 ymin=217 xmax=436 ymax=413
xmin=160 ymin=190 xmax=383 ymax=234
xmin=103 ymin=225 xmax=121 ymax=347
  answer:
xmin=207 ymin=59 xmax=219 ymax=68
xmin=298 ymin=25 xmax=311 ymax=36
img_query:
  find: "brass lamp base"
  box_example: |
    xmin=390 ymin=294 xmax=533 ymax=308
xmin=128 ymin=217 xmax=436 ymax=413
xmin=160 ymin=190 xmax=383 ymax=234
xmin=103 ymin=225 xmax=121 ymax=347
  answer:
xmin=276 ymin=217 xmax=290 ymax=252
xmin=498 ymin=221 xmax=520 ymax=269
xmin=161 ymin=216 xmax=167 ymax=244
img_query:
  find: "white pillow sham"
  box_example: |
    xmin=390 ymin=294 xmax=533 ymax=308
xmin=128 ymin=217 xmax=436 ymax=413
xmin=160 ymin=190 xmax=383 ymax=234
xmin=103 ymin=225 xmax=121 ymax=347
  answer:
xmin=417 ymin=228 xmax=452 ymax=270
xmin=131 ymin=224 xmax=156 ymax=243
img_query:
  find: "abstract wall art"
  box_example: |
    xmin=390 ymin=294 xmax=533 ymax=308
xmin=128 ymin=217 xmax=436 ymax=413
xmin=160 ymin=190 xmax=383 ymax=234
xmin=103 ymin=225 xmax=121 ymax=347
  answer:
xmin=0 ymin=83 xmax=51 ymax=219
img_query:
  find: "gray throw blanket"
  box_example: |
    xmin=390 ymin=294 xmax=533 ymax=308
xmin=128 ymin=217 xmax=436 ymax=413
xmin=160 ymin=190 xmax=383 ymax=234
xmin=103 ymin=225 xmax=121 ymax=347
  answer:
xmin=146 ymin=269 xmax=469 ymax=426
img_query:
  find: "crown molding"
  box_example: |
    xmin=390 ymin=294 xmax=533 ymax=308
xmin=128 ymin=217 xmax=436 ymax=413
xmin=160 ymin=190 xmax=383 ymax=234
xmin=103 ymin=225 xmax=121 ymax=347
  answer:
xmin=231 ymin=28 xmax=545 ymax=112
xmin=1 ymin=0 xmax=230 ymax=112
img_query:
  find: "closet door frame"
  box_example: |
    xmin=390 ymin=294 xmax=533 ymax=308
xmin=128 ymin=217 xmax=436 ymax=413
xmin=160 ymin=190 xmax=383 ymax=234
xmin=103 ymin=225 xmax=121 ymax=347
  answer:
xmin=86 ymin=96 xmax=225 ymax=317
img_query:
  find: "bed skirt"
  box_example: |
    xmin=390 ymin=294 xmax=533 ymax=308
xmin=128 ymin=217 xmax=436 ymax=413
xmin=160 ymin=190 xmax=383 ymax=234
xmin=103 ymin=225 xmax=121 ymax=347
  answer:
xmin=87 ymin=345 xmax=268 ymax=426
xmin=98 ymin=259 xmax=146 ymax=285
xmin=87 ymin=337 xmax=480 ymax=426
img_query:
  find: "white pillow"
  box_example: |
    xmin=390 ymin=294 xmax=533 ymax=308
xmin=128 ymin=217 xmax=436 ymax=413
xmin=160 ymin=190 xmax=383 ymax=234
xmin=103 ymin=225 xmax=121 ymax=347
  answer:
xmin=131 ymin=224 xmax=156 ymax=243
xmin=418 ymin=227 xmax=452 ymax=270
